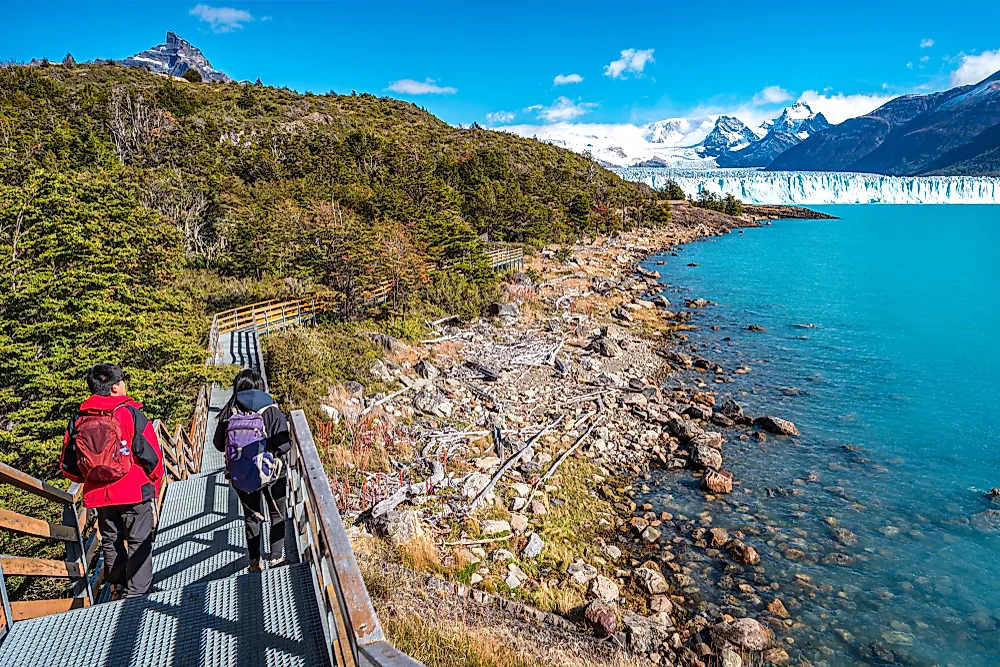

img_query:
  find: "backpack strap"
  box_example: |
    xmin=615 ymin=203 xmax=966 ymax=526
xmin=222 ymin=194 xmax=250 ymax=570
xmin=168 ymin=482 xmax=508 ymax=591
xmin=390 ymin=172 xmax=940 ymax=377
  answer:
xmin=255 ymin=404 xmax=279 ymax=415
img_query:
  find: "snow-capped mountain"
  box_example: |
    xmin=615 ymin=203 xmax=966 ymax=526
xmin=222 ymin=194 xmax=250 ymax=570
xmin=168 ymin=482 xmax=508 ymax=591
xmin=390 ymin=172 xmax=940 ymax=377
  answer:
xmin=698 ymin=116 xmax=760 ymax=157
xmin=112 ymin=31 xmax=231 ymax=82
xmin=499 ymin=102 xmax=831 ymax=168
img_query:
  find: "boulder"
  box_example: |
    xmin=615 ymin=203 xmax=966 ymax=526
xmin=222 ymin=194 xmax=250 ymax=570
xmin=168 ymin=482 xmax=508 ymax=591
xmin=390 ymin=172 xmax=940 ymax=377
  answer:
xmin=568 ymin=561 xmax=598 ymax=586
xmin=487 ymin=302 xmax=520 ymax=319
xmin=636 ymin=266 xmax=661 ymax=280
xmin=719 ymin=399 xmax=744 ymax=419
xmin=728 ymin=540 xmax=761 ymax=565
xmin=691 ymin=444 xmax=724 ymax=471
xmin=364 ymin=332 xmax=411 ymax=355
xmin=649 ymin=595 xmax=673 ymax=614
xmin=603 ymin=544 xmax=622 ymax=561
xmin=755 ymin=416 xmax=800 ymax=436
xmin=461 ymin=472 xmax=491 ymax=500
xmin=522 ymin=532 xmax=545 ymax=558
xmin=590 ymin=337 xmax=622 ymax=358
xmin=712 ymin=618 xmax=772 ymax=652
xmin=711 ymin=413 xmax=736 ymax=428
xmin=634 ymin=567 xmax=668 ymax=595
xmin=691 ymin=431 xmax=724 ymax=450
xmin=640 ymin=525 xmax=662 ymax=544
xmin=371 ymin=510 xmax=424 ymax=546
xmin=622 ymin=612 xmax=670 ymax=653
xmin=414 ymin=359 xmax=439 ymax=380
xmin=767 ymin=598 xmax=790 ymax=618
xmin=413 ymin=386 xmax=453 ymax=418
xmin=720 ymin=647 xmax=743 ymax=667
xmin=584 ymin=600 xmax=618 ymax=637
xmin=702 ymin=469 xmax=734 ymax=494
xmin=588 ymin=575 xmax=620 ymax=603
xmin=708 ymin=527 xmax=730 ymax=548
xmin=651 ymin=295 xmax=671 ymax=309
xmin=509 ymin=513 xmax=529 ymax=533
xmin=601 ymin=324 xmax=625 ymax=340
xmin=667 ymin=417 xmax=704 ymax=441
xmin=481 ymin=519 xmax=512 ymax=536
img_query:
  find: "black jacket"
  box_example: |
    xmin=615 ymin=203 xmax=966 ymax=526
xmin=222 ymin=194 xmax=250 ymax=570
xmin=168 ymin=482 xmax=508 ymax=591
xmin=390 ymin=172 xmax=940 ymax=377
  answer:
xmin=213 ymin=389 xmax=292 ymax=457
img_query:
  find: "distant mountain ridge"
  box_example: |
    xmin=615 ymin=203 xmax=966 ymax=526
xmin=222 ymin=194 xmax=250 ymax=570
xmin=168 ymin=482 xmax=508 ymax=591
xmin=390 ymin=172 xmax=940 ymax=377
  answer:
xmin=103 ymin=31 xmax=231 ymax=83
xmin=770 ymin=70 xmax=1000 ymax=176
xmin=715 ymin=102 xmax=830 ymax=167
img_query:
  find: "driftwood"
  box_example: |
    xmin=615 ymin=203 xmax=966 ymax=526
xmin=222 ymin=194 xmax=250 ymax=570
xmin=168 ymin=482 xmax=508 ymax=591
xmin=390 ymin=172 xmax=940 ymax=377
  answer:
xmin=369 ymin=460 xmax=447 ymax=518
xmin=469 ymin=417 xmax=562 ymax=508
xmin=526 ymin=413 xmax=598 ymax=506
xmin=361 ymin=383 xmax=415 ymax=417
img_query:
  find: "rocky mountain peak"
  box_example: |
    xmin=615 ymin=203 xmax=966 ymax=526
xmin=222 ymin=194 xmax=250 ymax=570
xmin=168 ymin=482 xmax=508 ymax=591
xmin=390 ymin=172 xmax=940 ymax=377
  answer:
xmin=116 ymin=31 xmax=231 ymax=83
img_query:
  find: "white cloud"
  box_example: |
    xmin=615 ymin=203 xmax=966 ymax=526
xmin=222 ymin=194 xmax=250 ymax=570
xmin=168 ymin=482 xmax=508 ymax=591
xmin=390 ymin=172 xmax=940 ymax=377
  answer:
xmin=920 ymin=56 xmax=930 ymax=63
xmin=752 ymin=85 xmax=793 ymax=105
xmin=797 ymin=90 xmax=896 ymax=124
xmin=386 ymin=78 xmax=457 ymax=95
xmin=526 ymin=97 xmax=597 ymax=122
xmin=604 ymin=48 xmax=655 ymax=79
xmin=920 ymin=38 xmax=935 ymax=48
xmin=949 ymin=49 xmax=1000 ymax=86
xmin=906 ymin=61 xmax=914 ymax=69
xmin=553 ymin=73 xmax=584 ymax=86
xmin=189 ymin=4 xmax=253 ymax=33
xmin=486 ymin=111 xmax=515 ymax=125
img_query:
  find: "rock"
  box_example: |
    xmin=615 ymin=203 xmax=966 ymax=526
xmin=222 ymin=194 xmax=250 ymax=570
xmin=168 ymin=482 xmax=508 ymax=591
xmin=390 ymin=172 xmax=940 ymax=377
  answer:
xmin=482 ymin=520 xmax=512 ymax=536
xmin=588 ymin=575 xmax=620 ymax=603
xmin=702 ymin=469 xmax=734 ymax=494
xmin=522 ymin=532 xmax=544 ymax=558
xmin=568 ymin=562 xmax=598 ymax=586
xmin=719 ymin=399 xmax=744 ymax=418
xmin=603 ymin=544 xmax=622 ymax=561
xmin=529 ymin=499 xmax=548 ymax=516
xmin=510 ymin=497 xmax=527 ymax=512
xmin=475 ymin=456 xmax=501 ymax=470
xmin=641 ymin=525 xmax=662 ymax=544
xmin=747 ymin=324 xmax=767 ymax=332
xmin=685 ymin=298 xmax=710 ymax=308
xmin=611 ymin=306 xmax=634 ymax=323
xmin=651 ymin=295 xmax=671 ymax=309
xmin=668 ymin=417 xmax=704 ymax=441
xmin=491 ymin=549 xmax=515 ymax=562
xmin=692 ymin=444 xmax=724 ymax=471
xmin=509 ymin=513 xmax=529 ymax=533
xmin=763 ymin=648 xmax=790 ymax=664
xmin=712 ymin=618 xmax=772 ymax=651
xmin=971 ymin=509 xmax=1000 ymax=532
xmin=708 ymin=527 xmax=730 ymax=548
xmin=470 ymin=573 xmax=483 ymax=585
xmin=488 ymin=302 xmax=520 ymax=319
xmin=413 ymin=386 xmax=453 ymax=418
xmin=768 ymin=599 xmax=790 ymax=619
xmin=728 ymin=540 xmax=761 ymax=565
xmin=505 ymin=572 xmax=522 ymax=589
xmin=634 ymin=567 xmax=668 ymax=595
xmin=636 ymin=266 xmax=661 ymax=280
xmin=461 ymin=472 xmax=491 ymax=500
xmin=369 ymin=359 xmax=393 ymax=382
xmin=602 ymin=324 xmax=625 ymax=340
xmin=691 ymin=431 xmax=724 ymax=450
xmin=622 ymin=612 xmax=671 ymax=653
xmin=720 ymin=647 xmax=743 ymax=667
xmin=594 ymin=371 xmax=624 ymax=388
xmin=711 ymin=413 xmax=735 ymax=428
xmin=364 ymin=332 xmax=412 ymax=355
xmin=371 ymin=510 xmax=424 ymax=546
xmin=755 ymin=416 xmax=800 ymax=436
xmin=590 ymin=337 xmax=622 ymax=358
xmin=649 ymin=595 xmax=673 ymax=614
xmin=414 ymin=359 xmax=439 ymax=380
xmin=584 ymin=600 xmax=618 ymax=637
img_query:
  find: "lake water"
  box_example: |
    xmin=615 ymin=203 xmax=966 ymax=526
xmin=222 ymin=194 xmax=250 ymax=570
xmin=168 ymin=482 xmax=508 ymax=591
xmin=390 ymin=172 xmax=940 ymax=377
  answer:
xmin=642 ymin=205 xmax=1000 ymax=666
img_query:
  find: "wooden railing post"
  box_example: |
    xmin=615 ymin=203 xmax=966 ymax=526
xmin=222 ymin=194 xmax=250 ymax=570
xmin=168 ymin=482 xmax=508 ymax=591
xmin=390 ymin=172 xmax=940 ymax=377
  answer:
xmin=62 ymin=503 xmax=92 ymax=606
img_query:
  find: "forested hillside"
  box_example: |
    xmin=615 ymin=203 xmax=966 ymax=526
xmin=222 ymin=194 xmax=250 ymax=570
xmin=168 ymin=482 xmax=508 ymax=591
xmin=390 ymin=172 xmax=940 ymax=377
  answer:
xmin=0 ymin=62 xmax=667 ymax=481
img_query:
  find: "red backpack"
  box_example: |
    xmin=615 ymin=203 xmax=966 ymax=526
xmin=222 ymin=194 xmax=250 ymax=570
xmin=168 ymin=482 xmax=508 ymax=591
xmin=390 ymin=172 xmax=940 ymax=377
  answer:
xmin=71 ymin=404 xmax=136 ymax=483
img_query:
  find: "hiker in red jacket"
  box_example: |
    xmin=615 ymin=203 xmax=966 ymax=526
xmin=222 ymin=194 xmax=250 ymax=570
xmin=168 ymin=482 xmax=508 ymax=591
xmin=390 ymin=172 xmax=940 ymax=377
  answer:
xmin=60 ymin=363 xmax=164 ymax=599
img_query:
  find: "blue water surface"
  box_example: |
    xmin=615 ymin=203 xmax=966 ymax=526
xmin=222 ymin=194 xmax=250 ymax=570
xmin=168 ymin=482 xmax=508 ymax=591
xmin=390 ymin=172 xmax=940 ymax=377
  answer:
xmin=646 ymin=205 xmax=1000 ymax=666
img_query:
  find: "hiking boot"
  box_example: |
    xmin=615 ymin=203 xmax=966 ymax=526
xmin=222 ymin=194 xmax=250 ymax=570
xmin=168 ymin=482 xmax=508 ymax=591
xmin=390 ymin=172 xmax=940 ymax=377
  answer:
xmin=268 ymin=557 xmax=287 ymax=568
xmin=248 ymin=559 xmax=263 ymax=573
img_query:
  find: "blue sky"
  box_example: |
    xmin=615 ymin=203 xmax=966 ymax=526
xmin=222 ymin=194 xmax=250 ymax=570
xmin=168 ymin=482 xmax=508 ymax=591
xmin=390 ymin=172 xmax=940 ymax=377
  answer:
xmin=4 ymin=1 xmax=1000 ymax=128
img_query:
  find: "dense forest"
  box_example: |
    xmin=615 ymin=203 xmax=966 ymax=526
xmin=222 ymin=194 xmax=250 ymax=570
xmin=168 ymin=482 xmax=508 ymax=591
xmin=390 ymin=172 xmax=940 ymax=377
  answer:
xmin=0 ymin=61 xmax=669 ymax=483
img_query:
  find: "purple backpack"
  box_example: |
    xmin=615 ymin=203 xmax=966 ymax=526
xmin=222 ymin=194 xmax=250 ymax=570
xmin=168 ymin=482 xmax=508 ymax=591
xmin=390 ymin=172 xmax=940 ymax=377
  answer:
xmin=225 ymin=404 xmax=281 ymax=493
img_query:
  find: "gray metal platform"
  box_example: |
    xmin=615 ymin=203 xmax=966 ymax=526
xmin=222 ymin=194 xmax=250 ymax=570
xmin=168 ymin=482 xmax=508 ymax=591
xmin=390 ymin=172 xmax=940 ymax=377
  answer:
xmin=0 ymin=563 xmax=329 ymax=667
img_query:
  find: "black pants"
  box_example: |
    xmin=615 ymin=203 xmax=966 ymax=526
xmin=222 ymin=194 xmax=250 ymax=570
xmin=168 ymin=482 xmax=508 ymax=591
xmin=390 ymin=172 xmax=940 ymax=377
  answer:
xmin=236 ymin=472 xmax=288 ymax=563
xmin=97 ymin=501 xmax=154 ymax=598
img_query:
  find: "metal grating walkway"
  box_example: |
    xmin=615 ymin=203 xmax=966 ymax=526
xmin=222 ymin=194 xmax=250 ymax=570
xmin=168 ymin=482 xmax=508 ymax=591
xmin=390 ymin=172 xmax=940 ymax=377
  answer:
xmin=0 ymin=563 xmax=329 ymax=667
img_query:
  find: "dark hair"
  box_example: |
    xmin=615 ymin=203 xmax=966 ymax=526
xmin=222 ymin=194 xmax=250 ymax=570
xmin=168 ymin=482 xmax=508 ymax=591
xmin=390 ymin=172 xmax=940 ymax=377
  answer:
xmin=219 ymin=369 xmax=267 ymax=422
xmin=87 ymin=363 xmax=125 ymax=396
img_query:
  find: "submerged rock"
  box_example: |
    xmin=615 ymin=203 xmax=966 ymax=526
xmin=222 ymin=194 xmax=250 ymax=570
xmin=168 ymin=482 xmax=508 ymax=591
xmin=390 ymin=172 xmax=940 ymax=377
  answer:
xmin=702 ymin=469 xmax=734 ymax=494
xmin=971 ymin=510 xmax=1000 ymax=532
xmin=755 ymin=416 xmax=800 ymax=436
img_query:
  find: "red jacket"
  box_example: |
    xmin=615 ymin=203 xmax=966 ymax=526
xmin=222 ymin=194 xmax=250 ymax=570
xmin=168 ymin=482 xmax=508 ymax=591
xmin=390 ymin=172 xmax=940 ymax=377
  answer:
xmin=60 ymin=395 xmax=164 ymax=508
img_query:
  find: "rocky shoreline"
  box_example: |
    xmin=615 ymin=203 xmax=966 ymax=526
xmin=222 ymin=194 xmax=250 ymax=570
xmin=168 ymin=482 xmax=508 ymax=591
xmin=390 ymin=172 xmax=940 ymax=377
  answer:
xmin=331 ymin=207 xmax=822 ymax=667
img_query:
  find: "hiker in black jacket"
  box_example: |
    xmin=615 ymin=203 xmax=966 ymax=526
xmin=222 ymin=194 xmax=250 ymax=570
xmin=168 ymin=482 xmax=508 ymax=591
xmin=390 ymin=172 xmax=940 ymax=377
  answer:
xmin=213 ymin=369 xmax=291 ymax=572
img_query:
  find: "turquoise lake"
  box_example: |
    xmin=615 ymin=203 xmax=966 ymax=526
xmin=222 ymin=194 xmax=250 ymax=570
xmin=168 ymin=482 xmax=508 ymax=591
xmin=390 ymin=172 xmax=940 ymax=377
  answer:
xmin=644 ymin=204 xmax=1000 ymax=666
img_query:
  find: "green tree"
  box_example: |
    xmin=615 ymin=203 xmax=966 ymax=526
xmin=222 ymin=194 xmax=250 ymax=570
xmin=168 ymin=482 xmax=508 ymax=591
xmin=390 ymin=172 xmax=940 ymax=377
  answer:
xmin=724 ymin=194 xmax=744 ymax=216
xmin=182 ymin=67 xmax=203 ymax=83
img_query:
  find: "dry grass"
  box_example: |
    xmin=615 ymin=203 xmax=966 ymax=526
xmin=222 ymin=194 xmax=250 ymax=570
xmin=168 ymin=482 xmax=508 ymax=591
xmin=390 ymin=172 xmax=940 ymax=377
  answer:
xmin=384 ymin=614 xmax=540 ymax=667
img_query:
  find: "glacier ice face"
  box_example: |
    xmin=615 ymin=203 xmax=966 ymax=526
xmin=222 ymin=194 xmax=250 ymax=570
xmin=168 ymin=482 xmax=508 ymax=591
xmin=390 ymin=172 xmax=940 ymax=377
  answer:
xmin=615 ymin=168 xmax=1000 ymax=204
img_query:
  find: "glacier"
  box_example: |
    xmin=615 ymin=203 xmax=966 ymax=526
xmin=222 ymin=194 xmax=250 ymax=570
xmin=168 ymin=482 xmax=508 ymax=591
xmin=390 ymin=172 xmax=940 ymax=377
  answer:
xmin=615 ymin=168 xmax=1000 ymax=204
